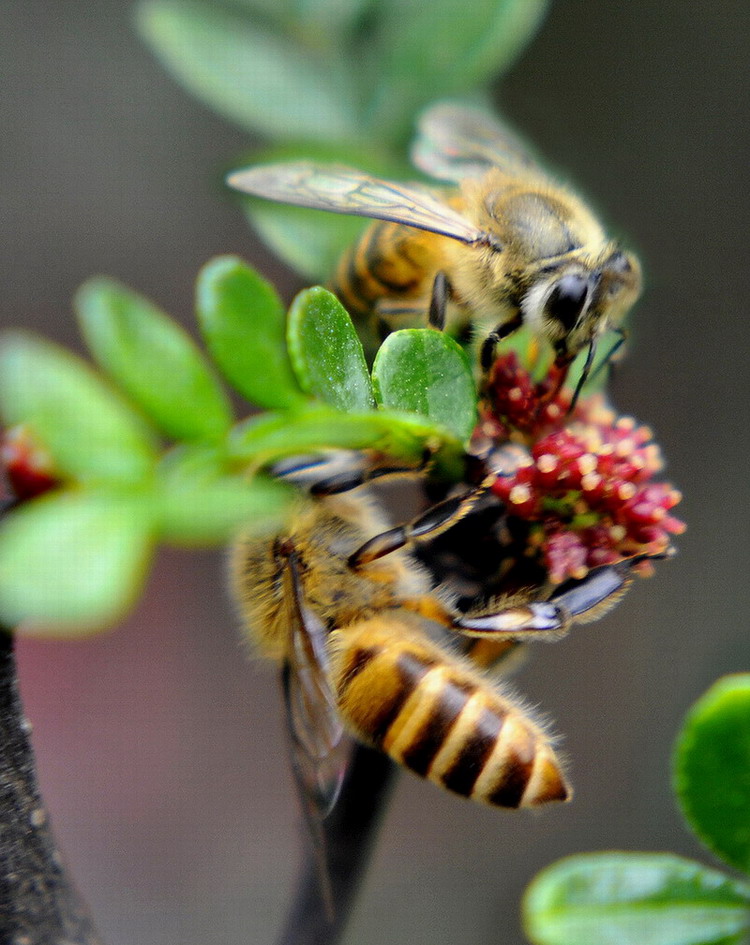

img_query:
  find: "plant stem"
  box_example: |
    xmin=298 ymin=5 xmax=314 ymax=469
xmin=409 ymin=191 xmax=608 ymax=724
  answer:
xmin=0 ymin=629 xmax=104 ymax=944
xmin=276 ymin=743 xmax=395 ymax=945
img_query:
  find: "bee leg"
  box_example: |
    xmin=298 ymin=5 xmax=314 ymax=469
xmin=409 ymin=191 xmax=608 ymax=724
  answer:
xmin=456 ymin=557 xmax=644 ymax=641
xmin=456 ymin=601 xmax=572 ymax=641
xmin=272 ymin=449 xmax=432 ymax=496
xmin=568 ymin=338 xmax=598 ymax=413
xmin=547 ymin=557 xmax=639 ymax=624
xmin=587 ymin=327 xmax=629 ymax=387
xmin=310 ymin=453 xmax=434 ymax=497
xmin=348 ymin=480 xmax=493 ymax=569
xmin=480 ymin=313 xmax=524 ymax=371
xmin=428 ymin=270 xmax=452 ymax=330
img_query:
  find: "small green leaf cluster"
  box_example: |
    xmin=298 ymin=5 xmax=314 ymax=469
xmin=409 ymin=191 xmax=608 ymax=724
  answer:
xmin=523 ymin=675 xmax=750 ymax=945
xmin=0 ymin=257 xmax=475 ymax=635
xmin=135 ymin=0 xmax=550 ymax=280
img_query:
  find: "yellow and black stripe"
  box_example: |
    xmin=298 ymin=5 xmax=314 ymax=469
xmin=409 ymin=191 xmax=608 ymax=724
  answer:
xmin=332 ymin=221 xmax=432 ymax=320
xmin=333 ymin=617 xmax=569 ymax=808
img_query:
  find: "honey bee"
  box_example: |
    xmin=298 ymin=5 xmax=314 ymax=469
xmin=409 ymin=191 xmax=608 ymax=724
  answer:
xmin=227 ymin=102 xmax=642 ymax=395
xmin=231 ymin=449 xmax=653 ymax=831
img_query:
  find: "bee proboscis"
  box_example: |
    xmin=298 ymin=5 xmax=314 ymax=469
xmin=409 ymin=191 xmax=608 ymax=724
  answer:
xmin=227 ymin=103 xmax=642 ymax=396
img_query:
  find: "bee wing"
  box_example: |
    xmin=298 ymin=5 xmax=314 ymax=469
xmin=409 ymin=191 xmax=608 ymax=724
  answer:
xmin=282 ymin=554 xmax=351 ymax=825
xmin=227 ymin=161 xmax=486 ymax=245
xmin=412 ymin=102 xmax=545 ymax=183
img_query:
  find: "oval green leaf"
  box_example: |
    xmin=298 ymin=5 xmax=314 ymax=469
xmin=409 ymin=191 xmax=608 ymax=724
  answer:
xmin=372 ymin=329 xmax=476 ymax=441
xmin=76 ymin=277 xmax=232 ymax=441
xmin=196 ymin=256 xmax=305 ymax=409
xmin=524 ymin=852 xmax=750 ymax=945
xmin=154 ymin=444 xmax=292 ymax=544
xmin=0 ymin=333 xmax=158 ymax=484
xmin=674 ymin=675 xmax=750 ymax=875
xmin=287 ymin=287 xmax=374 ymax=412
xmin=0 ymin=491 xmax=155 ymax=634
xmin=136 ymin=0 xmax=357 ymax=142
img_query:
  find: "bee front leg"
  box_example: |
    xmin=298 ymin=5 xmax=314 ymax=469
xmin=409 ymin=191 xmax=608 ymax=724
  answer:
xmin=456 ymin=558 xmax=644 ymax=642
xmin=480 ymin=312 xmax=524 ymax=371
xmin=456 ymin=601 xmax=572 ymax=642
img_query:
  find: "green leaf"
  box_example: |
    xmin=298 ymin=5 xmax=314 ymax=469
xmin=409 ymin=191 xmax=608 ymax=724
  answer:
xmin=195 ymin=256 xmax=306 ymax=409
xmin=136 ymin=0 xmax=357 ymax=141
xmin=674 ymin=675 xmax=750 ymax=875
xmin=292 ymin=0 xmax=376 ymax=40
xmin=0 ymin=333 xmax=157 ymax=484
xmin=372 ymin=329 xmax=477 ymax=441
xmin=0 ymin=491 xmax=155 ymax=634
xmin=230 ymin=404 xmax=465 ymax=479
xmin=523 ymin=852 xmax=750 ymax=945
xmin=76 ymin=277 xmax=232 ymax=441
xmin=363 ymin=0 xmax=550 ymax=139
xmin=287 ymin=287 xmax=374 ymax=411
xmin=154 ymin=444 xmax=292 ymax=544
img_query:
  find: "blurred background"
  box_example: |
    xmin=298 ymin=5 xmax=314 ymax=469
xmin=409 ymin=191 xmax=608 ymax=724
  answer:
xmin=2 ymin=1 xmax=748 ymax=943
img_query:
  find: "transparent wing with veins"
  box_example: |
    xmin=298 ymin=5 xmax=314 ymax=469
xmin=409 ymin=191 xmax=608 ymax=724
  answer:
xmin=282 ymin=553 xmax=351 ymax=828
xmin=227 ymin=161 xmax=489 ymax=245
xmin=412 ymin=102 xmax=546 ymax=183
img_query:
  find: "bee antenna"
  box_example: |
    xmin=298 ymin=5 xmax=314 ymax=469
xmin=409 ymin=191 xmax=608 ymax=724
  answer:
xmin=568 ymin=338 xmax=597 ymax=414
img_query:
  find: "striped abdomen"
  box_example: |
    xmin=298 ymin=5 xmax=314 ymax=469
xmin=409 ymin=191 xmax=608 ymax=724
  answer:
xmin=332 ymin=616 xmax=570 ymax=808
xmin=332 ymin=221 xmax=437 ymax=321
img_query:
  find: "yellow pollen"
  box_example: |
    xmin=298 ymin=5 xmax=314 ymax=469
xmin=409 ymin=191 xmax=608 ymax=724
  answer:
xmin=577 ymin=453 xmax=597 ymax=475
xmin=509 ymin=387 xmax=523 ymax=402
xmin=617 ymin=482 xmax=637 ymax=500
xmin=609 ymin=525 xmax=626 ymax=542
xmin=616 ymin=417 xmax=635 ymax=431
xmin=510 ymin=484 xmax=532 ymax=505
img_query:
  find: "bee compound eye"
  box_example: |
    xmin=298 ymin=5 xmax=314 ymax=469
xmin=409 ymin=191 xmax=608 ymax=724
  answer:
xmin=545 ymin=274 xmax=589 ymax=332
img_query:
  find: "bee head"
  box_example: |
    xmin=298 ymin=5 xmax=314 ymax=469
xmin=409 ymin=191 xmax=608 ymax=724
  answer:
xmin=523 ymin=248 xmax=641 ymax=356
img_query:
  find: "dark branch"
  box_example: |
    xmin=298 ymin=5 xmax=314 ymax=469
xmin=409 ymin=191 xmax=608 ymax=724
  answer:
xmin=276 ymin=743 xmax=395 ymax=945
xmin=0 ymin=629 xmax=104 ymax=944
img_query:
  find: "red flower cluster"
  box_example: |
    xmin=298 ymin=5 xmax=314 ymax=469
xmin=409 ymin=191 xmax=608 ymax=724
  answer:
xmin=1 ymin=426 xmax=59 ymax=503
xmin=473 ymin=353 xmax=685 ymax=585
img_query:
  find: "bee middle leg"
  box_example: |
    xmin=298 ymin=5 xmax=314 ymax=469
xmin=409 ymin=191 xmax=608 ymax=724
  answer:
xmin=271 ymin=449 xmax=433 ymax=496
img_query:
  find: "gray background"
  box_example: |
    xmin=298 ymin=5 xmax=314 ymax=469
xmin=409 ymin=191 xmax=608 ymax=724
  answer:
xmin=3 ymin=1 xmax=749 ymax=943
